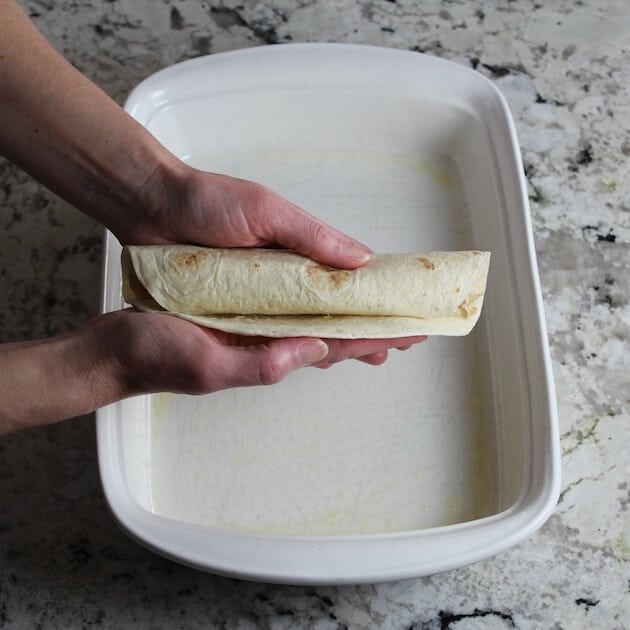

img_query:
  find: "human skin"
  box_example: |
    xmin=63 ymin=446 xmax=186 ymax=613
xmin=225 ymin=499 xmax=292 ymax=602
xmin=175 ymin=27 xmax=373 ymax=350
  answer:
xmin=0 ymin=1 xmax=425 ymax=435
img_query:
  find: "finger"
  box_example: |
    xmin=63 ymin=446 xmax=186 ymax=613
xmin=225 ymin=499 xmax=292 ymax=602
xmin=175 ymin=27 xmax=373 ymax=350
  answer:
xmin=313 ymin=352 xmax=388 ymax=369
xmin=253 ymin=189 xmax=371 ymax=269
xmin=396 ymin=344 xmax=413 ymax=351
xmin=322 ymin=335 xmax=427 ymax=364
xmin=357 ymin=351 xmax=389 ymax=366
xmin=205 ymin=338 xmax=329 ymax=390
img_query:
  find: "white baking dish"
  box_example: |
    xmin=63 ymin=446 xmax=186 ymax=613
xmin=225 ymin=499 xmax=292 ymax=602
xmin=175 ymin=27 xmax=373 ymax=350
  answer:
xmin=97 ymin=44 xmax=560 ymax=584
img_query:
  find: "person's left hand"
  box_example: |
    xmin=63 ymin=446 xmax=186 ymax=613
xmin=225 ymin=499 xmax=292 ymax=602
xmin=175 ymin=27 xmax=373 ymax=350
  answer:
xmin=89 ymin=310 xmax=426 ymax=397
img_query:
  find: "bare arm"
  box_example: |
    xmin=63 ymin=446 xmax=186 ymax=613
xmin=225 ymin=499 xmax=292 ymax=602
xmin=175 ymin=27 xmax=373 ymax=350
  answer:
xmin=0 ymin=330 xmax=122 ymax=435
xmin=0 ymin=0 xmax=174 ymax=242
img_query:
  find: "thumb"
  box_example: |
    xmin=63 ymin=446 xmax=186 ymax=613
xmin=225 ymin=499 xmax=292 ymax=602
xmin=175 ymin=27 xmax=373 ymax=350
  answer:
xmin=254 ymin=190 xmax=371 ymax=269
xmin=212 ymin=338 xmax=329 ymax=390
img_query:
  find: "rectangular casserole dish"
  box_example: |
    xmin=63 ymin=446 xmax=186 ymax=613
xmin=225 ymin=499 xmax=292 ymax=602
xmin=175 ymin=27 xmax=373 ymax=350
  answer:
xmin=97 ymin=44 xmax=560 ymax=584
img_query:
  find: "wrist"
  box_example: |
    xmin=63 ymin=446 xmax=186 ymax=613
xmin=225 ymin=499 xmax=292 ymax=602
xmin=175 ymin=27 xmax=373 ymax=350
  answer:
xmin=74 ymin=121 xmax=188 ymax=245
xmin=84 ymin=311 xmax=153 ymax=399
xmin=115 ymin=148 xmax=192 ymax=245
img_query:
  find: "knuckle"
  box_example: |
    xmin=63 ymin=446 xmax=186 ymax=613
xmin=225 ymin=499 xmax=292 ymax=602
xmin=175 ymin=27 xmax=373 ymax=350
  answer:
xmin=307 ymin=220 xmax=332 ymax=247
xmin=239 ymin=184 xmax=277 ymax=238
xmin=245 ymin=183 xmax=273 ymax=211
xmin=287 ymin=219 xmax=335 ymax=261
xmin=183 ymin=348 xmax=219 ymax=394
xmin=189 ymin=366 xmax=214 ymax=393
xmin=257 ymin=357 xmax=285 ymax=386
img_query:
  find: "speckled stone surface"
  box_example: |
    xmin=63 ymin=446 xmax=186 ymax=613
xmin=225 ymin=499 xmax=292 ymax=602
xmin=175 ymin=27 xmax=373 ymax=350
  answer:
xmin=1 ymin=1 xmax=628 ymax=628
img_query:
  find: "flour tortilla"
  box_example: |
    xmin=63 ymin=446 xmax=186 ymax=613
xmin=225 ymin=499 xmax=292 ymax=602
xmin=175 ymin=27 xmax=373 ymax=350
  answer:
xmin=122 ymin=245 xmax=490 ymax=338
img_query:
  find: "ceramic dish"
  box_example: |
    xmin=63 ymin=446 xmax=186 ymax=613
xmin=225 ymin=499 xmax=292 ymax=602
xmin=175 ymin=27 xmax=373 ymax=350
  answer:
xmin=97 ymin=44 xmax=560 ymax=584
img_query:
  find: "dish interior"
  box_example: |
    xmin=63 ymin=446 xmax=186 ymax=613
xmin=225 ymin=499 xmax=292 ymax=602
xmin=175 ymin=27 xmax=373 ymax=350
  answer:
xmin=117 ymin=85 xmax=527 ymax=536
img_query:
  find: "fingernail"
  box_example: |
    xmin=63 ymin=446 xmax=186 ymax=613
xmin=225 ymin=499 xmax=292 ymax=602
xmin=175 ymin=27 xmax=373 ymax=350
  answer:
xmin=343 ymin=241 xmax=372 ymax=263
xmin=297 ymin=340 xmax=329 ymax=367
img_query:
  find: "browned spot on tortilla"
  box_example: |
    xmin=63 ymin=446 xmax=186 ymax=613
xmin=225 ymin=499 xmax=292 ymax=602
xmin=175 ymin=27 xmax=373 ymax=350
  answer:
xmin=455 ymin=286 xmax=460 ymax=292
xmin=458 ymin=294 xmax=480 ymax=318
xmin=416 ymin=257 xmax=435 ymax=271
xmin=472 ymin=251 xmax=481 ymax=256
xmin=307 ymin=264 xmax=351 ymax=288
xmin=173 ymin=249 xmax=210 ymax=269
xmin=251 ymin=262 xmax=261 ymax=270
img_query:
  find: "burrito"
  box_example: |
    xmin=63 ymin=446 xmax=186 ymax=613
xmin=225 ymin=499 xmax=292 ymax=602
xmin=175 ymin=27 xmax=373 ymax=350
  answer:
xmin=121 ymin=245 xmax=490 ymax=338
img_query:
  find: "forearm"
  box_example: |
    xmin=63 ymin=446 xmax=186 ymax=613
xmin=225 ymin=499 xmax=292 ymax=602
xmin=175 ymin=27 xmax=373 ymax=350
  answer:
xmin=0 ymin=1 xmax=181 ymax=240
xmin=0 ymin=331 xmax=124 ymax=435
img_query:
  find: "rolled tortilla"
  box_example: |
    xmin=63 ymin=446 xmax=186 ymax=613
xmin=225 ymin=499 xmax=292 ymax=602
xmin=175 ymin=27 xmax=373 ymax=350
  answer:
xmin=122 ymin=245 xmax=490 ymax=338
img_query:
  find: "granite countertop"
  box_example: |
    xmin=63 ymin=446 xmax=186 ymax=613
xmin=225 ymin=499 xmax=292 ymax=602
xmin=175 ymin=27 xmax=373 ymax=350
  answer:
xmin=1 ymin=0 xmax=628 ymax=627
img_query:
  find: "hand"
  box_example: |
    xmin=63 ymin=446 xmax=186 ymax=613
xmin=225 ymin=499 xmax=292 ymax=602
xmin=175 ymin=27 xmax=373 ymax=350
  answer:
xmin=92 ymin=310 xmax=427 ymax=396
xmin=120 ymin=166 xmax=372 ymax=268
xmin=0 ymin=309 xmax=425 ymax=434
